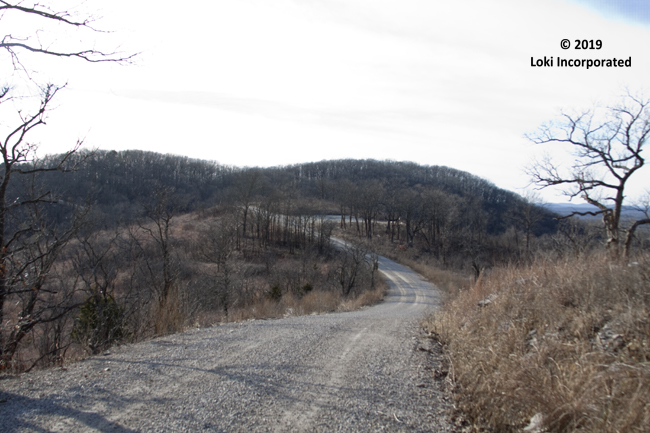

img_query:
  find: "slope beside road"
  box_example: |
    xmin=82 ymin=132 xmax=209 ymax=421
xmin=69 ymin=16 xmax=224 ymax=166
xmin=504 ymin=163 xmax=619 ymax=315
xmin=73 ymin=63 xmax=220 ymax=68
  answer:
xmin=0 ymin=248 xmax=453 ymax=432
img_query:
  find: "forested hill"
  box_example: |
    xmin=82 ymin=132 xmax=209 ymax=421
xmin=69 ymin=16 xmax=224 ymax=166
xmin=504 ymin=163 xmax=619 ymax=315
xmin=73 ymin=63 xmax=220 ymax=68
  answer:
xmin=272 ymin=159 xmax=559 ymax=235
xmin=282 ymin=159 xmax=508 ymax=200
xmin=34 ymin=149 xmax=556 ymax=235
xmin=35 ymin=150 xmax=235 ymax=225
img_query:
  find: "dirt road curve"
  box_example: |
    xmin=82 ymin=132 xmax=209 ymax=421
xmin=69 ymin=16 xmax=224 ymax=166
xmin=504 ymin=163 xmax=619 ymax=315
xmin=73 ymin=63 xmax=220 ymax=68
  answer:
xmin=0 ymin=251 xmax=453 ymax=432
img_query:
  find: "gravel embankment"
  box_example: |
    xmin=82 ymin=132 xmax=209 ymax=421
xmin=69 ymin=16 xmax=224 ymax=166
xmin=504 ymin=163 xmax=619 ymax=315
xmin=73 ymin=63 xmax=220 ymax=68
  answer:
xmin=0 ymin=253 xmax=453 ymax=432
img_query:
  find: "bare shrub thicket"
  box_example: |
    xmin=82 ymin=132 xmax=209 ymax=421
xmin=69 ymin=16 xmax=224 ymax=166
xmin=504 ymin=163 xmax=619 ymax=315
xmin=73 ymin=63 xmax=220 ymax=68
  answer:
xmin=5 ymin=205 xmax=384 ymax=372
xmin=425 ymin=252 xmax=650 ymax=432
xmin=184 ymin=211 xmax=383 ymax=325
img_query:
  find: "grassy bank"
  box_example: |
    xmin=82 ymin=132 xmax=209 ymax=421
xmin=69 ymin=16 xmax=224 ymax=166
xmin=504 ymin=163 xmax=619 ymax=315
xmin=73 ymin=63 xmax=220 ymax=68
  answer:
xmin=424 ymin=253 xmax=650 ymax=432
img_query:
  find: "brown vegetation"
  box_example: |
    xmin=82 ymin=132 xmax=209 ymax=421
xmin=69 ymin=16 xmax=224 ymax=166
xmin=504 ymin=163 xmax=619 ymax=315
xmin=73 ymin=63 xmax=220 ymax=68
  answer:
xmin=424 ymin=252 xmax=650 ymax=432
xmin=3 ymin=205 xmax=384 ymax=373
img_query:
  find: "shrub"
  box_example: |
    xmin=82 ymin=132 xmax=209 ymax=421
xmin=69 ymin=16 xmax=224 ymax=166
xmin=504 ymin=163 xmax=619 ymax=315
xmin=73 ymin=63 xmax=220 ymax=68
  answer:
xmin=72 ymin=294 xmax=128 ymax=355
xmin=269 ymin=284 xmax=282 ymax=301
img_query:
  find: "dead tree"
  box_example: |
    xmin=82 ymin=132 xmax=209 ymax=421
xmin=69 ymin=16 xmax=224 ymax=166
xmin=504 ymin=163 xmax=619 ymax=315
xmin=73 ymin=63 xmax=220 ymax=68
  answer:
xmin=527 ymin=92 xmax=650 ymax=254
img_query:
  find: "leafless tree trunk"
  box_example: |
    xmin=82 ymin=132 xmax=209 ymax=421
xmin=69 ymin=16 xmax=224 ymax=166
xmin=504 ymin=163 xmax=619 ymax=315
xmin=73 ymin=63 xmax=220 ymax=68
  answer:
xmin=527 ymin=91 xmax=650 ymax=254
xmin=336 ymin=243 xmax=371 ymax=296
xmin=139 ymin=188 xmax=178 ymax=310
xmin=70 ymin=228 xmax=127 ymax=355
xmin=624 ymin=195 xmax=650 ymax=257
xmin=509 ymin=191 xmax=546 ymax=258
xmin=234 ymin=169 xmax=262 ymax=240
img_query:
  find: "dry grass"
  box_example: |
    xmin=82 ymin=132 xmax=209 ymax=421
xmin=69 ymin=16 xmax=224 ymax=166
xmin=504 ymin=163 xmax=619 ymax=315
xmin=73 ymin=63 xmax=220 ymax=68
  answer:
xmin=153 ymin=287 xmax=186 ymax=336
xmin=399 ymin=257 xmax=471 ymax=299
xmin=424 ymin=252 xmax=650 ymax=432
xmin=215 ymin=279 xmax=387 ymax=324
xmin=338 ymin=281 xmax=387 ymax=312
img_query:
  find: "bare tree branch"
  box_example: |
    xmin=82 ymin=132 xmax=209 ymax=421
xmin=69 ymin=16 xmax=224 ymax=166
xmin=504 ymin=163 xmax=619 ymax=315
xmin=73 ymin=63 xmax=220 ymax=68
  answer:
xmin=0 ymin=1 xmax=92 ymax=27
xmin=0 ymin=1 xmax=138 ymax=70
xmin=1 ymin=41 xmax=137 ymax=63
xmin=527 ymin=92 xmax=650 ymax=253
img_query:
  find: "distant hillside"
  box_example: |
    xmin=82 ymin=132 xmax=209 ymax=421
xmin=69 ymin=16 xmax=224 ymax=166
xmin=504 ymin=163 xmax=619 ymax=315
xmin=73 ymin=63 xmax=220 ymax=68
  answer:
xmin=30 ymin=151 xmax=558 ymax=239
xmin=545 ymin=203 xmax=647 ymax=221
xmin=35 ymin=149 xmax=236 ymax=226
xmin=281 ymin=159 xmax=558 ymax=235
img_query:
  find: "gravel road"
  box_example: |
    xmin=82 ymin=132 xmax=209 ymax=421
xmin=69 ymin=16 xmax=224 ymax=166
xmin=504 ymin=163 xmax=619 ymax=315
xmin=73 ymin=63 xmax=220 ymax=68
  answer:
xmin=0 ymin=251 xmax=453 ymax=432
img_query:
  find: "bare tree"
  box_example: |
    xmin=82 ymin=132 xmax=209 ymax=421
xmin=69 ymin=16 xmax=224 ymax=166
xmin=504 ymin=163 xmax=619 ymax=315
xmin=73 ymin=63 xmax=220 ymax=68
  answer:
xmin=357 ymin=180 xmax=383 ymax=239
xmin=336 ymin=243 xmax=372 ymax=296
xmin=138 ymin=188 xmax=178 ymax=311
xmin=398 ymin=187 xmax=426 ymax=247
xmin=0 ymin=2 xmax=132 ymax=368
xmin=527 ymin=92 xmax=650 ymax=253
xmin=233 ymin=169 xmax=262 ymax=240
xmin=0 ymin=203 xmax=85 ymax=368
xmin=509 ymin=191 xmax=547 ymax=258
xmin=0 ymin=86 xmax=87 ymax=368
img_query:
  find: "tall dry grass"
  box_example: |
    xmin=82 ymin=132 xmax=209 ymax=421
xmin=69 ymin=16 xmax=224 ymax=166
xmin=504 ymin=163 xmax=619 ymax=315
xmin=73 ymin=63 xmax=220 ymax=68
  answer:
xmin=202 ymin=280 xmax=387 ymax=325
xmin=398 ymin=256 xmax=471 ymax=298
xmin=425 ymin=252 xmax=650 ymax=432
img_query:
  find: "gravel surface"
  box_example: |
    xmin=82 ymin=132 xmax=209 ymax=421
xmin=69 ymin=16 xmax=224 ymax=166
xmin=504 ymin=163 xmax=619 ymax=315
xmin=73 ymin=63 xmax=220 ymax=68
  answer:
xmin=0 ymin=252 xmax=453 ymax=432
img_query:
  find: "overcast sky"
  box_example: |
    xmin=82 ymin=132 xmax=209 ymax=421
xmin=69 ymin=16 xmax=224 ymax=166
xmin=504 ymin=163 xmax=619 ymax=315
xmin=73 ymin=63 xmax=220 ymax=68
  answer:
xmin=6 ymin=0 xmax=650 ymax=203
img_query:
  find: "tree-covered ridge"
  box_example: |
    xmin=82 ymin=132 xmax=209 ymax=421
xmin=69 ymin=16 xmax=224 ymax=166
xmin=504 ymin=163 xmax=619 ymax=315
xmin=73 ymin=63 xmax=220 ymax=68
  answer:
xmin=34 ymin=151 xmax=557 ymax=238
xmin=38 ymin=150 xmax=232 ymax=210
xmin=279 ymin=159 xmax=556 ymax=235
xmin=285 ymin=158 xmax=506 ymax=199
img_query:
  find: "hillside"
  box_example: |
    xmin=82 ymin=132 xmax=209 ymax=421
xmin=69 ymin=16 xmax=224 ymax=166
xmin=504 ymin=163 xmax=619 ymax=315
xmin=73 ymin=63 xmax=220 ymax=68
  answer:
xmin=1 ymin=148 xmax=562 ymax=373
xmin=4 ymin=149 xmax=648 ymax=432
xmin=36 ymin=150 xmax=558 ymax=237
xmin=546 ymin=202 xmax=648 ymax=221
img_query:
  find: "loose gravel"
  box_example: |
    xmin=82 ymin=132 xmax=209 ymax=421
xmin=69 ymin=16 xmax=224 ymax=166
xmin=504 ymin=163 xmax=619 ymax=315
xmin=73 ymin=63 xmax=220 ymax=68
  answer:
xmin=0 ymin=254 xmax=453 ymax=432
